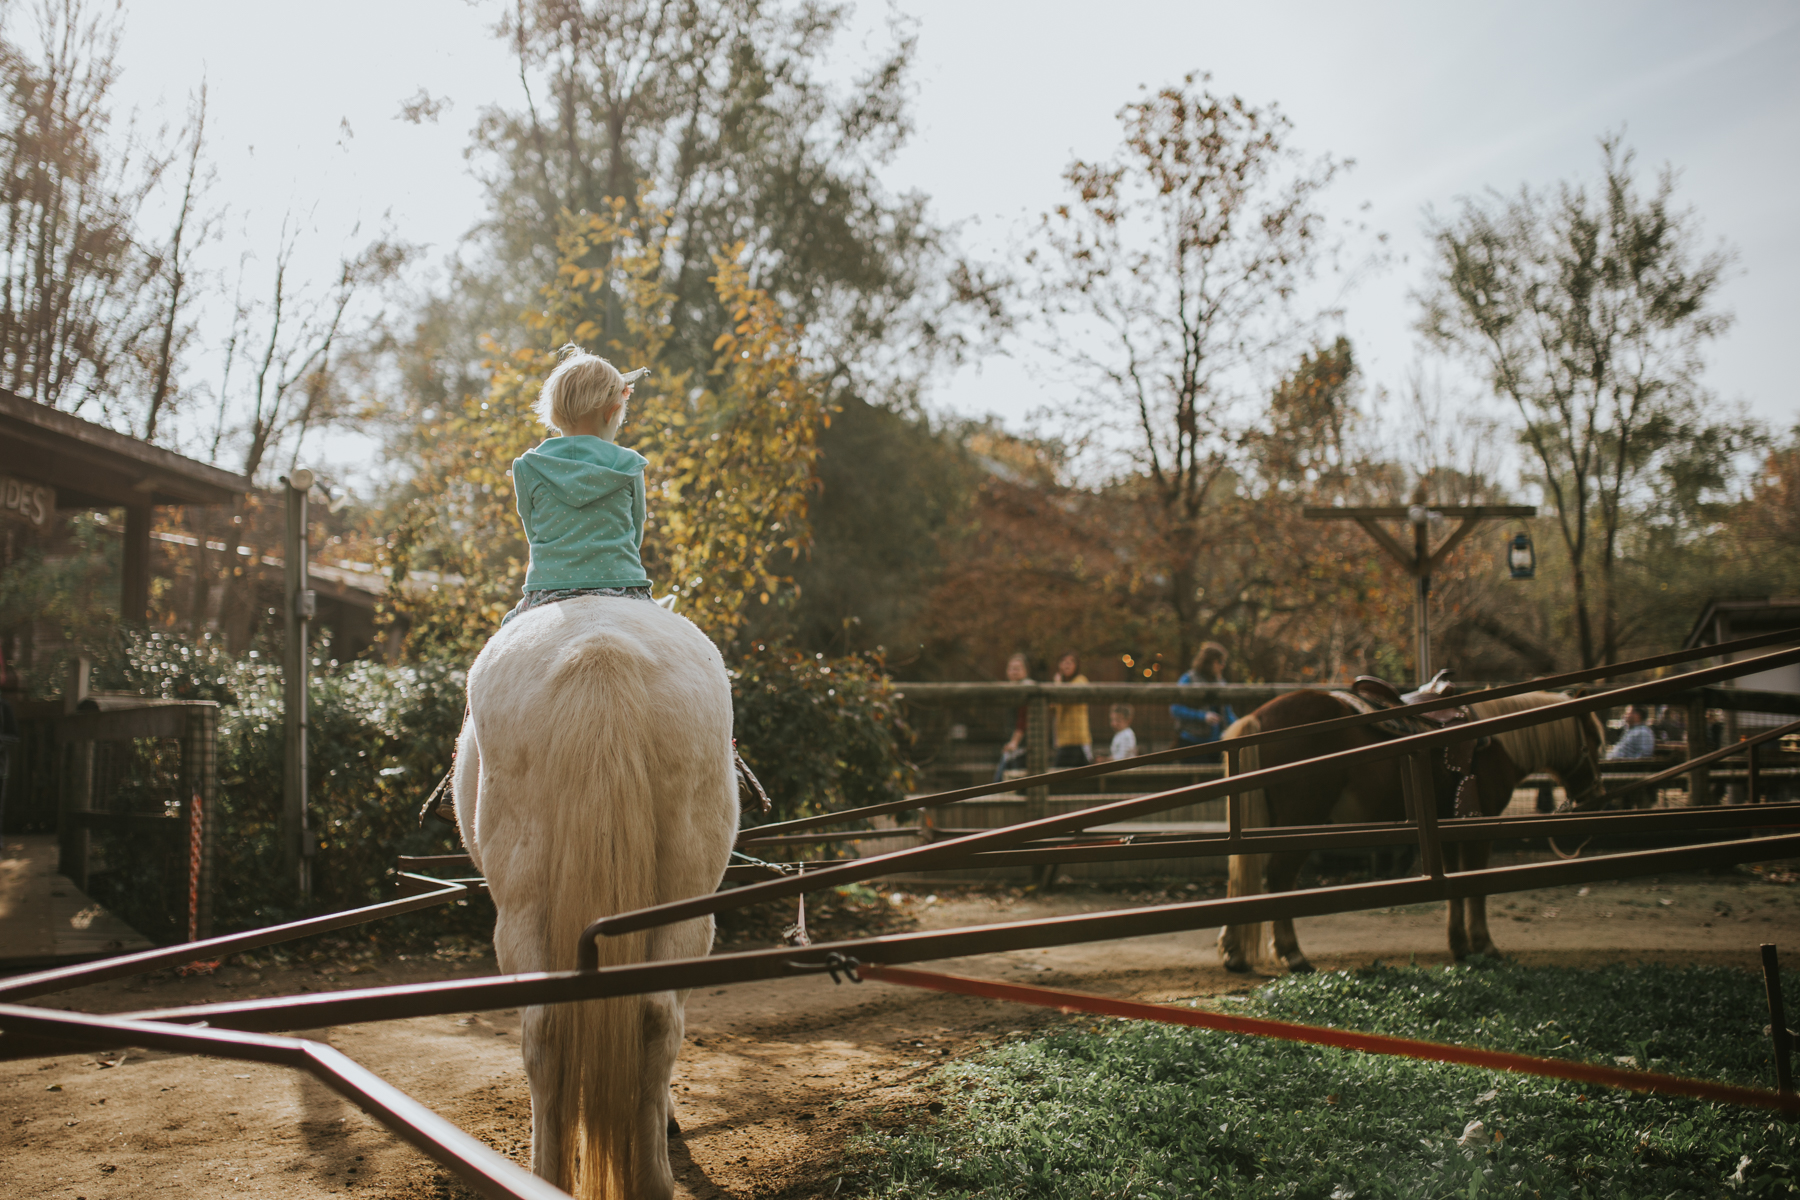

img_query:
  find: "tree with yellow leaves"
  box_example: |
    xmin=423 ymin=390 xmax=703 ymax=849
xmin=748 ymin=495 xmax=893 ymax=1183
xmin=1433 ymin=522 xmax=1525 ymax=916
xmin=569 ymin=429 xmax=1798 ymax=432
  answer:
xmin=384 ymin=198 xmax=827 ymax=655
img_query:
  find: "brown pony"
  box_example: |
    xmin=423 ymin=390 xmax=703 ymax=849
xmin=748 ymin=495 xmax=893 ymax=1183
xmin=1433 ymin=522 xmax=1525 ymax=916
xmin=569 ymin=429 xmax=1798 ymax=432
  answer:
xmin=1217 ymin=690 xmax=1605 ymax=974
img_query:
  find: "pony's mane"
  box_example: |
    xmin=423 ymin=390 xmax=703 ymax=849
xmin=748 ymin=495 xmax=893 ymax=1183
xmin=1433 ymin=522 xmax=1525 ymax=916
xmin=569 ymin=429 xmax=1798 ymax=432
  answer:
xmin=1469 ymin=691 xmax=1592 ymax=773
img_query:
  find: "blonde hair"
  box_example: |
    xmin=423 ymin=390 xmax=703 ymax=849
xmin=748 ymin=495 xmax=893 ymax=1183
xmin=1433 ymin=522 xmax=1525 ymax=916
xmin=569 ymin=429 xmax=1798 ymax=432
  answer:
xmin=536 ymin=344 xmax=628 ymax=435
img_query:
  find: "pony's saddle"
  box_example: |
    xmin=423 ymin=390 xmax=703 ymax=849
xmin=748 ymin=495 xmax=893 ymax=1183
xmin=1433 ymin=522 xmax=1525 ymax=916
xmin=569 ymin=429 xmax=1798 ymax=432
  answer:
xmin=1335 ymin=670 xmax=1484 ymax=818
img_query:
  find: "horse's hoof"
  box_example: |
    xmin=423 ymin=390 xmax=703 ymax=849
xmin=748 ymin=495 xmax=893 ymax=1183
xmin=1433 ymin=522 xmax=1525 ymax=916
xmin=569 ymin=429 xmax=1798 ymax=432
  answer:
xmin=667 ymin=1116 xmax=680 ymax=1138
xmin=1285 ymin=958 xmax=1315 ymax=975
xmin=1222 ymin=956 xmax=1251 ymax=974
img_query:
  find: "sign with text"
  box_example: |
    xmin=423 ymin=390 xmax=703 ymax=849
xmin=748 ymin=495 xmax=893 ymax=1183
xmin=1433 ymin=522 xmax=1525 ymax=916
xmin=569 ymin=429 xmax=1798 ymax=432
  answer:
xmin=1 ymin=474 xmax=55 ymax=526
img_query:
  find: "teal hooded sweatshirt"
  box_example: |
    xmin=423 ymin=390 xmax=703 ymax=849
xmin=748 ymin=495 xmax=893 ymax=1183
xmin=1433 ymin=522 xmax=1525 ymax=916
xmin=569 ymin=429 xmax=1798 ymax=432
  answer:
xmin=512 ymin=436 xmax=652 ymax=592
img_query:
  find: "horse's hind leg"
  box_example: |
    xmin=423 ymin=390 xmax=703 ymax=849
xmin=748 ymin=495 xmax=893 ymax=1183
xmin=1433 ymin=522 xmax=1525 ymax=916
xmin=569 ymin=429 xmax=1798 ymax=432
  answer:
xmin=521 ymin=1004 xmax=571 ymax=1192
xmin=632 ymin=990 xmax=683 ymax=1200
xmin=1264 ymin=851 xmax=1316 ymax=974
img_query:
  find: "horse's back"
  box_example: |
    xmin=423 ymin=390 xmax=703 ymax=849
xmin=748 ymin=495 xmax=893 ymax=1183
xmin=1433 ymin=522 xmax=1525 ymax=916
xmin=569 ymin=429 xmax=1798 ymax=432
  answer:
xmin=466 ymin=596 xmax=737 ymax=968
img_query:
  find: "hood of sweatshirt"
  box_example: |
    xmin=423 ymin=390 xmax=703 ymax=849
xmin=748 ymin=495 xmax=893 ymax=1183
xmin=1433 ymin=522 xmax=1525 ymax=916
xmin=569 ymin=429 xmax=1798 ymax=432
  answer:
xmin=515 ymin=436 xmax=647 ymax=508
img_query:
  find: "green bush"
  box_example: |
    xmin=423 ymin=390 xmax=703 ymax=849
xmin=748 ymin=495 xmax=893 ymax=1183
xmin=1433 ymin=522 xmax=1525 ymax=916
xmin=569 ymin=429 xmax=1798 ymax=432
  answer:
xmin=95 ymin=631 xmax=468 ymax=931
xmin=857 ymin=960 xmax=1800 ymax=1199
xmin=730 ymin=644 xmax=915 ymax=828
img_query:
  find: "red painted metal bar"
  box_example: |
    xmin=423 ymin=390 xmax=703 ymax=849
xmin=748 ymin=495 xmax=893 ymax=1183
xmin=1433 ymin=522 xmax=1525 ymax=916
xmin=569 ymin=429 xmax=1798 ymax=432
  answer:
xmin=0 ymin=875 xmax=469 ymax=1002
xmin=591 ymin=643 xmax=1800 ymax=942
xmin=0 ymin=1005 xmax=570 ymax=1200
xmin=7 ymin=832 xmax=1777 ymax=1048
xmin=741 ymin=624 xmax=1800 ymax=845
xmin=853 ymin=965 xmax=1800 ymax=1115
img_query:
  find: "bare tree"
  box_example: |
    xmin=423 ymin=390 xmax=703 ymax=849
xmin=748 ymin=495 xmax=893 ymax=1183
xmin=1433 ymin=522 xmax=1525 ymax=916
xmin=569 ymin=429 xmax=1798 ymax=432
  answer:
xmin=1026 ymin=74 xmax=1344 ymax=662
xmin=199 ymin=230 xmax=410 ymax=644
xmin=143 ymin=80 xmax=213 ymax=441
xmin=1420 ymin=136 xmax=1736 ymax=667
xmin=0 ymin=0 xmax=168 ymax=422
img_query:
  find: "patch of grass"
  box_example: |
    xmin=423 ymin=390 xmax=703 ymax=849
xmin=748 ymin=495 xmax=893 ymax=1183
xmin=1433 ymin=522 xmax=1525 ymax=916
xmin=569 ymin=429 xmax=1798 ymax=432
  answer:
xmin=852 ymin=961 xmax=1800 ymax=1198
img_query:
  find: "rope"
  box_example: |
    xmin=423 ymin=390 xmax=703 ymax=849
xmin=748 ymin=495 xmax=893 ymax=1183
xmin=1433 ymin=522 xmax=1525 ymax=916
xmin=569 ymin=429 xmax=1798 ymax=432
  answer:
xmin=852 ymin=963 xmax=1800 ymax=1114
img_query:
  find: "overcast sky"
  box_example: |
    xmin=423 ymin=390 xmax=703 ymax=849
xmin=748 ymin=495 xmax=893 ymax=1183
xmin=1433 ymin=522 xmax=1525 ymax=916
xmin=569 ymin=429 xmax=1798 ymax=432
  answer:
xmin=108 ymin=1 xmax=1800 ymax=481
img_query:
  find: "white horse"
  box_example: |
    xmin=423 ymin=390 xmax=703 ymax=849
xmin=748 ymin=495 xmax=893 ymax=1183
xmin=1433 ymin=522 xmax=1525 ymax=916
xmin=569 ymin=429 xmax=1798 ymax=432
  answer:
xmin=454 ymin=596 xmax=738 ymax=1200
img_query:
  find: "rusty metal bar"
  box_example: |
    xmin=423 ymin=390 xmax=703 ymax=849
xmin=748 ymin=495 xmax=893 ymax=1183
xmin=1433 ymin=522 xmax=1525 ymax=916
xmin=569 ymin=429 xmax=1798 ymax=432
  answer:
xmin=1401 ymin=752 xmax=1446 ymax=879
xmin=591 ymin=643 xmax=1800 ymax=942
xmin=0 ymin=874 xmax=469 ymax=1002
xmin=0 ymin=1005 xmax=569 ymax=1200
xmin=16 ymin=832 xmax=1787 ymax=1045
xmin=394 ymin=802 xmax=1800 ymax=888
xmin=740 ymin=625 xmax=1800 ymax=845
xmin=736 ymin=827 xmax=924 ymax=849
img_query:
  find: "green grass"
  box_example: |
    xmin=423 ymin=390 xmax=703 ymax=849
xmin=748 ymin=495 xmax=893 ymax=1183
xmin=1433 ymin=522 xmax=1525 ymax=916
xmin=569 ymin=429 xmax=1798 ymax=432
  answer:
xmin=852 ymin=961 xmax=1800 ymax=1198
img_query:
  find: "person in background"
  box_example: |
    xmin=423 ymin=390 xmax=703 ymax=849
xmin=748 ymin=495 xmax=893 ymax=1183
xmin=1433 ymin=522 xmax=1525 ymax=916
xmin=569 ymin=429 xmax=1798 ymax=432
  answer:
xmin=1606 ymin=704 xmax=1656 ymax=761
xmin=1050 ymin=652 xmax=1092 ymax=768
xmin=1105 ymin=703 xmax=1138 ymax=761
xmin=1171 ymin=642 xmax=1236 ymax=755
xmin=992 ymin=652 xmax=1033 ymax=782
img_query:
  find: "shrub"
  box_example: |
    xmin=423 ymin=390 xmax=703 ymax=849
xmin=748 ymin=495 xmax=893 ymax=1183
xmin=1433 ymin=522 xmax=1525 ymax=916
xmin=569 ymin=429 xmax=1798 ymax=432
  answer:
xmin=729 ymin=644 xmax=915 ymax=828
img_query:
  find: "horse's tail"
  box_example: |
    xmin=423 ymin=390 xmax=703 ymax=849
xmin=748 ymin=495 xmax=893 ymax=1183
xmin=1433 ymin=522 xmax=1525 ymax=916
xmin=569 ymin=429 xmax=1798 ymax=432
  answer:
xmin=1220 ymin=713 xmax=1278 ymax=969
xmin=535 ymin=633 xmax=661 ymax=1199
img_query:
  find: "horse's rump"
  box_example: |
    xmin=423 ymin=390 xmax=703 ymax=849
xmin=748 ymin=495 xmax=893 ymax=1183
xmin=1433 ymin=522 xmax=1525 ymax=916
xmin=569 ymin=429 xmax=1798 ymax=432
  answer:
xmin=465 ymin=596 xmax=736 ymax=1198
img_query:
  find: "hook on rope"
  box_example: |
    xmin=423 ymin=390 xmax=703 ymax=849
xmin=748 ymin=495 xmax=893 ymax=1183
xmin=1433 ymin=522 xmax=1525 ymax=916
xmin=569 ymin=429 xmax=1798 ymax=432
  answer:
xmin=780 ymin=952 xmax=863 ymax=984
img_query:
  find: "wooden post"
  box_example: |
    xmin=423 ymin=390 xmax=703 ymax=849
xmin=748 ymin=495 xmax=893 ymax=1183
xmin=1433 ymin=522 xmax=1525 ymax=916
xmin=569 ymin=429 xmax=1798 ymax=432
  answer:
xmin=1305 ymin=499 xmax=1535 ymax=688
xmin=282 ymin=472 xmax=315 ymax=899
xmin=1763 ymin=944 xmax=1794 ymax=1097
xmin=1413 ymin=514 xmax=1432 ymax=683
xmin=121 ymin=504 xmax=152 ymax=623
xmin=1686 ymin=696 xmax=1714 ymax=806
xmin=56 ymin=656 xmax=93 ymax=886
xmin=1024 ymin=692 xmax=1049 ymax=823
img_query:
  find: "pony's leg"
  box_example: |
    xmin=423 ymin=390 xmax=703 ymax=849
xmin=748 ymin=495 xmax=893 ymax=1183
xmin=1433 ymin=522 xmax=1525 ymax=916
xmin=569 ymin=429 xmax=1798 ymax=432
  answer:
xmin=1460 ymin=840 xmax=1500 ymax=956
xmin=1263 ymin=851 xmax=1315 ymax=973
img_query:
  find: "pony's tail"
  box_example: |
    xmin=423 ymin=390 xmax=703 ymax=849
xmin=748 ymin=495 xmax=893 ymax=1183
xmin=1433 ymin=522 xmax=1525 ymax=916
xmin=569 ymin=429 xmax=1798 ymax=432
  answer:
xmin=533 ymin=641 xmax=659 ymax=1200
xmin=1221 ymin=714 xmax=1278 ymax=969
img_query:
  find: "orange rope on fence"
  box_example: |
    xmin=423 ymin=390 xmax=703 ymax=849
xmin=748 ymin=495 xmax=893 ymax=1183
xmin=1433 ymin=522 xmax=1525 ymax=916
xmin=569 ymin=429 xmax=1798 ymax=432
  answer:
xmin=855 ymin=964 xmax=1800 ymax=1114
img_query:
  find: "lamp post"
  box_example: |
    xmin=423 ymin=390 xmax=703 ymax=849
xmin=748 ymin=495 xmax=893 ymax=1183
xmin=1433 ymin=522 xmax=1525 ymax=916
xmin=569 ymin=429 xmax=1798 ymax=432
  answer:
xmin=1304 ymin=486 xmax=1537 ymax=685
xmin=281 ymin=468 xmax=316 ymax=899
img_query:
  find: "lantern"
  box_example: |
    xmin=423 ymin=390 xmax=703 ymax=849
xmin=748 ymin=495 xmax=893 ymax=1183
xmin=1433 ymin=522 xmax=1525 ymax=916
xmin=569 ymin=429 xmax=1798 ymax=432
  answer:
xmin=1506 ymin=531 xmax=1536 ymax=580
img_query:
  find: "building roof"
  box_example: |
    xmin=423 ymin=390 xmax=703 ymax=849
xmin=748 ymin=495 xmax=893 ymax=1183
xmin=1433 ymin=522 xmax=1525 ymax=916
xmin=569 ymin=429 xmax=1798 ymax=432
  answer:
xmin=1684 ymin=596 xmax=1800 ymax=648
xmin=0 ymin=389 xmax=249 ymax=509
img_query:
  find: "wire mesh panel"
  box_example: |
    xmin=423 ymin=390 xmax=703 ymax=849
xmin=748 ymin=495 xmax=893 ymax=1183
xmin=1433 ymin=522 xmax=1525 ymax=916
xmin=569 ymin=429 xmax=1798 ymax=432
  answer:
xmin=51 ymin=703 xmax=219 ymax=944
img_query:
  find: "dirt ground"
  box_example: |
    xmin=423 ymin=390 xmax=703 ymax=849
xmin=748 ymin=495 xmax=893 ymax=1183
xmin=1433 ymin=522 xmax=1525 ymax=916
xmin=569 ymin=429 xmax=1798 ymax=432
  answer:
xmin=6 ymin=866 xmax=1800 ymax=1200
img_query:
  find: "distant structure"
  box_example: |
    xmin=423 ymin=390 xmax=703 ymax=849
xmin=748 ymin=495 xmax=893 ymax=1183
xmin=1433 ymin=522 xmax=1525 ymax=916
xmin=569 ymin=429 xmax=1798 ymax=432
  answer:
xmin=1685 ymin=597 xmax=1800 ymax=699
xmin=0 ymin=392 xmax=404 ymax=678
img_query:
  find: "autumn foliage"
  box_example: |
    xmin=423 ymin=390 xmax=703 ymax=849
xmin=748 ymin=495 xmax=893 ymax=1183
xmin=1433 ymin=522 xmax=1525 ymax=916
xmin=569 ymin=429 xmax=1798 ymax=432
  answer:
xmin=385 ymin=200 xmax=827 ymax=654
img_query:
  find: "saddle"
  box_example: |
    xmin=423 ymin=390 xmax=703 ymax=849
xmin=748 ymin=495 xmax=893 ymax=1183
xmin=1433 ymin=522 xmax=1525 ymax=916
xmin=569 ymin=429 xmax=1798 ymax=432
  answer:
xmin=1338 ymin=670 xmax=1483 ymax=818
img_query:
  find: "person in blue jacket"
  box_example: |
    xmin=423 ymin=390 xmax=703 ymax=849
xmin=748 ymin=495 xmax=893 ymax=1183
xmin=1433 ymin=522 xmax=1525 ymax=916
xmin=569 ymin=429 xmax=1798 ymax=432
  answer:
xmin=501 ymin=345 xmax=655 ymax=627
xmin=1171 ymin=642 xmax=1235 ymax=754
